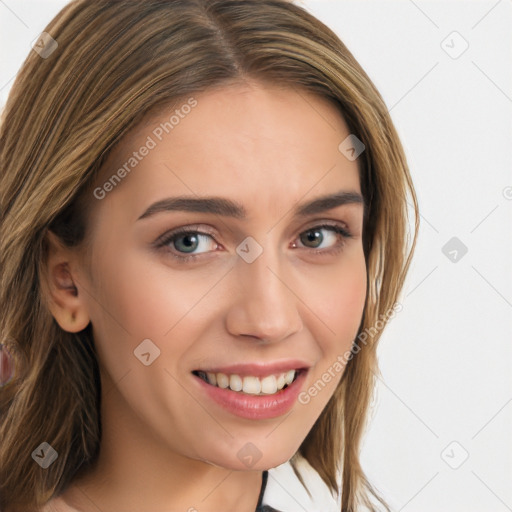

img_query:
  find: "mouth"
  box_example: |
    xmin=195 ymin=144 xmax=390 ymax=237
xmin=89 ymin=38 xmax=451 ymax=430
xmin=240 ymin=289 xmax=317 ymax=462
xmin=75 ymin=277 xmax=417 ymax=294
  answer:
xmin=191 ymin=362 xmax=309 ymax=420
xmin=191 ymin=368 xmax=303 ymax=396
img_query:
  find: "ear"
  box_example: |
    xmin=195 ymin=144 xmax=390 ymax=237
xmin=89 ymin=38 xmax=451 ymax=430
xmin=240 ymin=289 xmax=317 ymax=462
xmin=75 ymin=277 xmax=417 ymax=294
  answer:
xmin=42 ymin=229 xmax=91 ymax=333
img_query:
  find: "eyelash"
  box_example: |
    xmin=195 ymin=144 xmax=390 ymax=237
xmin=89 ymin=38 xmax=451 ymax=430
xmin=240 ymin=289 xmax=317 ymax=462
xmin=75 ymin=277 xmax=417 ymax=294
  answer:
xmin=154 ymin=222 xmax=353 ymax=263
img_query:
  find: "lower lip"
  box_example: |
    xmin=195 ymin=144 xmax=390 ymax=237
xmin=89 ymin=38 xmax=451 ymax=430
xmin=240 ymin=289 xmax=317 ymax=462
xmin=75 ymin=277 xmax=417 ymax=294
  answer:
xmin=193 ymin=371 xmax=307 ymax=420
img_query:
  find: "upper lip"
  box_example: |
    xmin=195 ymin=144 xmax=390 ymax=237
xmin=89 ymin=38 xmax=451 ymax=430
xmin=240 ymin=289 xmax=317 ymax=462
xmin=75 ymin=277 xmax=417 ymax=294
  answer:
xmin=193 ymin=359 xmax=310 ymax=377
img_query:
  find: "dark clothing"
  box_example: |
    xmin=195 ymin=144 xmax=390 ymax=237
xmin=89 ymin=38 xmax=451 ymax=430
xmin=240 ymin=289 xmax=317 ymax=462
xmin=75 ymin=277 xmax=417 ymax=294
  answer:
xmin=255 ymin=471 xmax=282 ymax=512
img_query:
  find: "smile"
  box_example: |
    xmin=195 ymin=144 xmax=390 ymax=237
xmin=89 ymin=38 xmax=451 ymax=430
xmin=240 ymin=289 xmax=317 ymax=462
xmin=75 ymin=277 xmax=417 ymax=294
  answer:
xmin=192 ymin=369 xmax=299 ymax=395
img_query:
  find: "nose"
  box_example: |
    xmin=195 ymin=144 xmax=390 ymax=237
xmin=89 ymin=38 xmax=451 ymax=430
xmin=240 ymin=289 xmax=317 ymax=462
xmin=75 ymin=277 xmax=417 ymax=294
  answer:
xmin=224 ymin=247 xmax=303 ymax=343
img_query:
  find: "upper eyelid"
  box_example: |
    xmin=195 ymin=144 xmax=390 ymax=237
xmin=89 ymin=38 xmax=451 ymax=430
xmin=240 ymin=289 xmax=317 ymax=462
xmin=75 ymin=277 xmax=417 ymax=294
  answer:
xmin=155 ymin=221 xmax=352 ymax=251
xmin=158 ymin=220 xmax=351 ymax=241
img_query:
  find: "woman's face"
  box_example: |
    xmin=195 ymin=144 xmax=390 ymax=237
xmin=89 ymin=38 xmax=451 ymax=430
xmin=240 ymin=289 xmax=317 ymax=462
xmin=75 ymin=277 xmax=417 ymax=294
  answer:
xmin=75 ymin=81 xmax=366 ymax=471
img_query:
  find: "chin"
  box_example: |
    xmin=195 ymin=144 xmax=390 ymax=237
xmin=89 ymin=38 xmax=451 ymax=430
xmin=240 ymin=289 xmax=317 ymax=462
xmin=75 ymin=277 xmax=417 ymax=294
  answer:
xmin=201 ymin=440 xmax=302 ymax=472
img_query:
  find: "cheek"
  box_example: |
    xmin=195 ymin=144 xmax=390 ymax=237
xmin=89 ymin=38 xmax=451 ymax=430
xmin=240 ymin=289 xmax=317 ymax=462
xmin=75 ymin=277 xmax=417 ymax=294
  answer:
xmin=299 ymin=249 xmax=366 ymax=393
xmin=331 ymin=268 xmax=366 ymax=342
xmin=311 ymin=250 xmax=367 ymax=350
xmin=85 ymin=250 xmax=224 ymax=371
xmin=295 ymin=260 xmax=366 ymax=419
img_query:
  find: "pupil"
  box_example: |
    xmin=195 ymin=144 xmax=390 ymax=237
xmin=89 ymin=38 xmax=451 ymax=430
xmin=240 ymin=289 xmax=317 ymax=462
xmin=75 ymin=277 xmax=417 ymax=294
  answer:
xmin=176 ymin=234 xmax=198 ymax=253
xmin=301 ymin=230 xmax=322 ymax=247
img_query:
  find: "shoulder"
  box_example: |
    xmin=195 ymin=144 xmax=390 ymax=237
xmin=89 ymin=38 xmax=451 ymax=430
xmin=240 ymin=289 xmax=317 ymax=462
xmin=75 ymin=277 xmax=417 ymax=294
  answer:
xmin=261 ymin=454 xmax=341 ymax=512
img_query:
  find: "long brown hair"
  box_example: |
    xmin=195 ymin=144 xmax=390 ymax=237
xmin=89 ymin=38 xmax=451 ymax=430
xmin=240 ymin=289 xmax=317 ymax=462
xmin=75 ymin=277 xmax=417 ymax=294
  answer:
xmin=0 ymin=1 xmax=418 ymax=510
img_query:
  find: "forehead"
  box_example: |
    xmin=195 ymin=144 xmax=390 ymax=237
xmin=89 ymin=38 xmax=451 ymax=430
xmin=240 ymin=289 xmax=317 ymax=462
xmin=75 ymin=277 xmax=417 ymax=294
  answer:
xmin=89 ymin=81 xmax=361 ymax=224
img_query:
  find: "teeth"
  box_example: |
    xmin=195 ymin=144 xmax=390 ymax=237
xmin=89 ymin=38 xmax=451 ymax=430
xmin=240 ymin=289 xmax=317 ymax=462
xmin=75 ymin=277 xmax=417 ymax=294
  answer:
xmin=243 ymin=376 xmax=261 ymax=395
xmin=197 ymin=369 xmax=298 ymax=395
xmin=284 ymin=370 xmax=295 ymax=385
xmin=216 ymin=373 xmax=229 ymax=388
xmin=260 ymin=375 xmax=277 ymax=394
xmin=229 ymin=374 xmax=243 ymax=392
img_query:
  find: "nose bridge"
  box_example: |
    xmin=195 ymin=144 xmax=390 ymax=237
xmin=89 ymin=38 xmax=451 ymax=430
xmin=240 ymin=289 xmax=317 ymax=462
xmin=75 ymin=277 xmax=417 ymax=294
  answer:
xmin=226 ymin=238 xmax=303 ymax=341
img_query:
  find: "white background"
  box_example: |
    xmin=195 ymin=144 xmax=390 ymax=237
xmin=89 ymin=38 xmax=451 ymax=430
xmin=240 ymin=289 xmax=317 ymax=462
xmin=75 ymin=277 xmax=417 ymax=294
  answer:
xmin=1 ymin=1 xmax=511 ymax=511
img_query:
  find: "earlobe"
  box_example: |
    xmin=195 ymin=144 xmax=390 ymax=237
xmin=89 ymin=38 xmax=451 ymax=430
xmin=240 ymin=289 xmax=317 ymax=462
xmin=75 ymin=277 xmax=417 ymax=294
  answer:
xmin=43 ymin=230 xmax=91 ymax=333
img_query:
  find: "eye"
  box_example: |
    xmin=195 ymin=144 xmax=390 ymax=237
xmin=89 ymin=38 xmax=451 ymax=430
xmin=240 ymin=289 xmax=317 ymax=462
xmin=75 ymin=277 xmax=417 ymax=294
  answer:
xmin=155 ymin=222 xmax=353 ymax=263
xmin=155 ymin=226 xmax=218 ymax=262
xmin=292 ymin=223 xmax=352 ymax=254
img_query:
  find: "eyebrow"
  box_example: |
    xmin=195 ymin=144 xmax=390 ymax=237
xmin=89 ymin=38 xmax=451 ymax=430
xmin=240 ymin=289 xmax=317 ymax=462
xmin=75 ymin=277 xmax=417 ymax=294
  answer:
xmin=137 ymin=190 xmax=364 ymax=221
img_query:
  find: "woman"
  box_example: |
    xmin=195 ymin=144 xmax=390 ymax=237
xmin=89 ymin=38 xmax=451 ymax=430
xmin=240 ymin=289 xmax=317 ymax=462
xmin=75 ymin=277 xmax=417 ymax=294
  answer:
xmin=0 ymin=1 xmax=418 ymax=511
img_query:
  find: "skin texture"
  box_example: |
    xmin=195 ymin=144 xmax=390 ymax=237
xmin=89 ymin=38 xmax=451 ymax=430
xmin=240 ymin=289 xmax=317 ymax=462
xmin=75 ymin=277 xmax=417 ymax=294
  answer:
xmin=44 ymin=80 xmax=367 ymax=512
